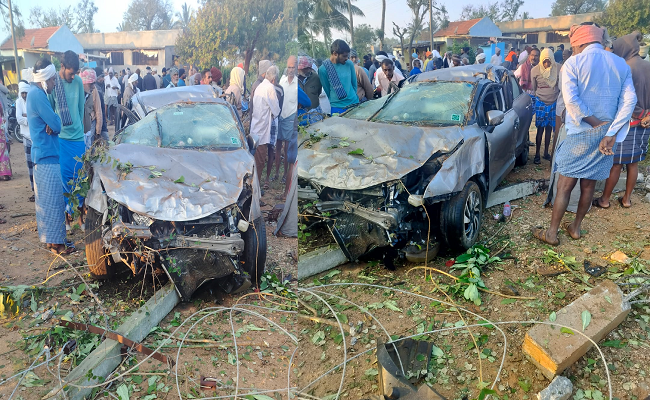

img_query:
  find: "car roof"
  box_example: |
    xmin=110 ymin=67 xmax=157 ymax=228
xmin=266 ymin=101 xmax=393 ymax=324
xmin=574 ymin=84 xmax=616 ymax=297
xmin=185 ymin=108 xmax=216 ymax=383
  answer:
xmin=411 ymin=64 xmax=508 ymax=84
xmin=133 ymin=85 xmax=228 ymax=117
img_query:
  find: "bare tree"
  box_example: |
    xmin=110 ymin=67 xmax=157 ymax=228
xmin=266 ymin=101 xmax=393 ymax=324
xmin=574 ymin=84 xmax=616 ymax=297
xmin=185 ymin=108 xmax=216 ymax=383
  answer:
xmin=121 ymin=0 xmax=173 ymax=31
xmin=76 ymin=0 xmax=98 ymax=33
xmin=406 ymin=0 xmax=429 ymax=63
xmin=0 ymin=1 xmax=25 ymax=38
xmin=392 ymin=21 xmax=408 ymax=60
xmin=29 ymin=6 xmax=76 ymax=30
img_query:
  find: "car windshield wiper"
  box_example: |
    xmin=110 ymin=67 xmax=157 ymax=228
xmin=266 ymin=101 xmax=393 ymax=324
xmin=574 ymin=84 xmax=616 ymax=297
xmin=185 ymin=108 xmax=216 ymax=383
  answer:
xmin=368 ymin=82 xmax=401 ymax=121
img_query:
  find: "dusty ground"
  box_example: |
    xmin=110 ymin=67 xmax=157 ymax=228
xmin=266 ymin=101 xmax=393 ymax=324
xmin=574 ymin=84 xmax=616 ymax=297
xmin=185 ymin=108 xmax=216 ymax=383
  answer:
xmin=0 ymin=125 xmax=298 ymax=399
xmin=297 ymin=127 xmax=650 ymax=400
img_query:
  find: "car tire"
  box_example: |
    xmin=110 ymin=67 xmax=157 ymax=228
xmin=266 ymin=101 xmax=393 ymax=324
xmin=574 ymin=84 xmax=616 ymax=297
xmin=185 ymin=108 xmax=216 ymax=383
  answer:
xmin=515 ymin=142 xmax=529 ymax=166
xmin=85 ymin=206 xmax=113 ymax=279
xmin=241 ymin=216 xmax=267 ymax=286
xmin=440 ymin=180 xmax=483 ymax=252
xmin=12 ymin=124 xmax=23 ymax=143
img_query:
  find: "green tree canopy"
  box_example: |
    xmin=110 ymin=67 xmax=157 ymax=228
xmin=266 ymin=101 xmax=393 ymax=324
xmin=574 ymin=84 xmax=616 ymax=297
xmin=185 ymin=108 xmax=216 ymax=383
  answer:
xmin=460 ymin=0 xmax=524 ymax=22
xmin=353 ymin=24 xmax=377 ymax=54
xmin=29 ymin=6 xmax=76 ymax=30
xmin=550 ymin=0 xmax=605 ymax=16
xmin=175 ymin=0 xmax=294 ymax=73
xmin=0 ymin=1 xmax=25 ymax=39
xmin=120 ymin=0 xmax=173 ymax=31
xmin=596 ymin=0 xmax=650 ymax=36
xmin=76 ymin=0 xmax=98 ymax=33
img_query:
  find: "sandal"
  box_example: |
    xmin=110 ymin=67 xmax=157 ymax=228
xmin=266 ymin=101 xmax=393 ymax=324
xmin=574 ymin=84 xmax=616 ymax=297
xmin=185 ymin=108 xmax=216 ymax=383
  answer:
xmin=534 ymin=155 xmax=541 ymax=164
xmin=543 ymin=154 xmax=552 ymax=161
xmin=583 ymin=260 xmax=607 ymax=277
xmin=591 ymin=198 xmax=610 ymax=209
xmin=561 ymin=220 xmax=580 ymax=240
xmin=537 ymin=263 xmax=568 ymax=277
xmin=617 ymin=197 xmax=631 ymax=208
xmin=49 ymin=243 xmax=76 ymax=255
xmin=28 ymin=195 xmax=35 ymax=202
xmin=531 ymin=227 xmax=559 ymax=246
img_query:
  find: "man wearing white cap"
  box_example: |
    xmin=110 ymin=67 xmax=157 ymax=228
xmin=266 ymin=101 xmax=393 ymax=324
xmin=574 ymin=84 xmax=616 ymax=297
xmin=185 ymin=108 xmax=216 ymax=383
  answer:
xmin=476 ymin=53 xmax=487 ymax=64
xmin=26 ymin=58 xmax=73 ymax=254
xmin=251 ymin=65 xmax=281 ymax=187
xmin=17 ymin=81 xmax=34 ymax=200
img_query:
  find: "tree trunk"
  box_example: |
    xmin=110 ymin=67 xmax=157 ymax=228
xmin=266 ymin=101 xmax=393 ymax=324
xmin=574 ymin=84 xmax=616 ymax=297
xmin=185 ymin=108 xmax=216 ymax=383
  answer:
xmin=380 ymin=0 xmax=386 ymax=50
xmin=347 ymin=0 xmax=354 ymax=49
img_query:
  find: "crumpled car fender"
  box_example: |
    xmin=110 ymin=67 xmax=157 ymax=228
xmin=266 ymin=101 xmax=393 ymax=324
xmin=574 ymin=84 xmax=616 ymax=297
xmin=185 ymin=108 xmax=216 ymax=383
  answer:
xmin=424 ymin=129 xmax=485 ymax=200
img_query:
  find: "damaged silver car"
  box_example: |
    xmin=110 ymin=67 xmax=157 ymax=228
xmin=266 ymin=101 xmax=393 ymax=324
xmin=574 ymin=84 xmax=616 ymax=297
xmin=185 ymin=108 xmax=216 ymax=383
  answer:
xmin=298 ymin=64 xmax=532 ymax=264
xmin=85 ymin=86 xmax=265 ymax=299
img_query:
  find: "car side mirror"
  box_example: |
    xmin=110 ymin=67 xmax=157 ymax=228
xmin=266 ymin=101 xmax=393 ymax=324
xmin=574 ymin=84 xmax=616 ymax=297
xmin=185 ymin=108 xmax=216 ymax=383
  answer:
xmin=247 ymin=134 xmax=260 ymax=152
xmin=486 ymin=110 xmax=505 ymax=126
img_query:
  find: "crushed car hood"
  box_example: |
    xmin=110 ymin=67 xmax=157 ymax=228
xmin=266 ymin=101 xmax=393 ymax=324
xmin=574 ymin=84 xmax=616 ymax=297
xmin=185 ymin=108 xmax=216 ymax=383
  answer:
xmin=95 ymin=144 xmax=254 ymax=221
xmin=298 ymin=116 xmax=465 ymax=189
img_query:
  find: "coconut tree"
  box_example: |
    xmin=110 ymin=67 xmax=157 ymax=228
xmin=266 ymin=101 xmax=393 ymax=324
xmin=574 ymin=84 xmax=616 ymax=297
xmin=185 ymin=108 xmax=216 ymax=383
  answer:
xmin=173 ymin=2 xmax=193 ymax=30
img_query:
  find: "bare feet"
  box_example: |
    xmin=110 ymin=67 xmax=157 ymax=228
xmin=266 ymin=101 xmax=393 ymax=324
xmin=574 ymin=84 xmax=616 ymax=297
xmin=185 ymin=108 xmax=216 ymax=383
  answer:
xmin=561 ymin=220 xmax=581 ymax=239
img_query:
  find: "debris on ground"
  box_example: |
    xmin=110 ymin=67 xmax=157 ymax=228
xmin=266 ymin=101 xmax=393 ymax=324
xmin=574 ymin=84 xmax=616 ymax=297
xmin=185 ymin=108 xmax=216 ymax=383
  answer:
xmin=537 ymin=375 xmax=573 ymax=400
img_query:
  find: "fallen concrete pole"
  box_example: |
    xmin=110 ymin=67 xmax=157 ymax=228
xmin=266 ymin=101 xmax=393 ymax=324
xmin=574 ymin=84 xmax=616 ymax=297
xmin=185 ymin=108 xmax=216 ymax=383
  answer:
xmin=298 ymin=245 xmax=348 ymax=280
xmin=50 ymin=283 xmax=181 ymax=400
xmin=523 ymin=280 xmax=630 ymax=380
xmin=486 ymin=180 xmax=548 ymax=208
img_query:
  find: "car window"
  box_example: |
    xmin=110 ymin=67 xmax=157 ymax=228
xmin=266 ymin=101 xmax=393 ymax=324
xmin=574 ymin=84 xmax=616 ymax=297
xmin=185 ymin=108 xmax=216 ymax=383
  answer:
xmin=509 ymin=76 xmax=522 ymax=99
xmin=344 ymin=96 xmax=388 ymax=120
xmin=480 ymin=85 xmax=506 ymax=126
xmin=370 ymin=81 xmax=476 ymax=126
xmin=120 ymin=103 xmax=244 ymax=150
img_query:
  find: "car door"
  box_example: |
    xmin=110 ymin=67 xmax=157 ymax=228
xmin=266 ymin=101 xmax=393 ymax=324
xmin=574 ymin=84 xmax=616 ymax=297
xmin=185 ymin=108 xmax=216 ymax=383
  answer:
xmin=478 ymin=84 xmax=518 ymax=193
xmin=508 ymin=73 xmax=533 ymax=156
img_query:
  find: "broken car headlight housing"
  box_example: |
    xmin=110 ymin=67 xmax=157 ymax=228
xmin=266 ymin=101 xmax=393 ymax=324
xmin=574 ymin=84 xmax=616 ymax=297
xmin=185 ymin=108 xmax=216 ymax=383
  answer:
xmin=131 ymin=212 xmax=154 ymax=227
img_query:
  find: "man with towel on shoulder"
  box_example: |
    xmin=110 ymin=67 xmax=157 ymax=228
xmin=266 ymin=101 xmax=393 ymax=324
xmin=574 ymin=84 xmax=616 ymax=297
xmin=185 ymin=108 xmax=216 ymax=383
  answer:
xmin=47 ymin=50 xmax=86 ymax=233
xmin=318 ymin=39 xmax=359 ymax=114
xmin=533 ymin=23 xmax=636 ymax=246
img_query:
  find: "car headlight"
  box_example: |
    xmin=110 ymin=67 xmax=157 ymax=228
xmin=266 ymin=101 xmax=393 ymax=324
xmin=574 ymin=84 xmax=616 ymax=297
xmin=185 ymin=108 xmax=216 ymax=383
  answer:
xmin=132 ymin=212 xmax=154 ymax=227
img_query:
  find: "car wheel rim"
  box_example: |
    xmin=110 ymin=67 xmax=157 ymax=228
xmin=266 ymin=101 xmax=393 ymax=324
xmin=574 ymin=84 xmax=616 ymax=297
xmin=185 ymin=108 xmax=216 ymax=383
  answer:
xmin=463 ymin=190 xmax=481 ymax=240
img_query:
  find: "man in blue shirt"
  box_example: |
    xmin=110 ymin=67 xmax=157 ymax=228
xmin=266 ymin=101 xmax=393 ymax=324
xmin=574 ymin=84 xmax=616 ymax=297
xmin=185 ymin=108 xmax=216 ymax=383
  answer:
xmin=318 ymin=39 xmax=359 ymax=114
xmin=27 ymin=58 xmax=73 ymax=255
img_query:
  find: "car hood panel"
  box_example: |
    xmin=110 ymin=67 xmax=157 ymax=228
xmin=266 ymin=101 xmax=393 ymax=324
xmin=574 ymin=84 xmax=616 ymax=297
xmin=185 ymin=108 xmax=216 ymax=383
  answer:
xmin=298 ymin=117 xmax=465 ymax=189
xmin=95 ymin=143 xmax=254 ymax=221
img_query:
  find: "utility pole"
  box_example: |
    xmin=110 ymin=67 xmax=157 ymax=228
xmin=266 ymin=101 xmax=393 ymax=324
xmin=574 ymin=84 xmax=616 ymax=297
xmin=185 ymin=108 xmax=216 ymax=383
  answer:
xmin=429 ymin=0 xmax=434 ymax=52
xmin=347 ymin=0 xmax=354 ymax=49
xmin=5 ymin=0 xmax=20 ymax=82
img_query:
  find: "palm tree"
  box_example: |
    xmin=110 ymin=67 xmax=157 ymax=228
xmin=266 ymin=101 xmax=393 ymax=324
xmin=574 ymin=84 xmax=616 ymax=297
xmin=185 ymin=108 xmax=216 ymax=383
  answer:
xmin=116 ymin=22 xmax=128 ymax=31
xmin=173 ymin=3 xmax=193 ymax=30
xmin=298 ymin=0 xmax=364 ymax=49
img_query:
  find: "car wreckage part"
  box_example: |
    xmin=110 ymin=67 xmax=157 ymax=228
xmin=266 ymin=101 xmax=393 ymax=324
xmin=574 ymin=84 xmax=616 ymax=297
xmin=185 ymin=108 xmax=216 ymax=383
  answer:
xmin=440 ymin=180 xmax=483 ymax=251
xmin=59 ymin=320 xmax=174 ymax=366
xmin=376 ymin=339 xmax=445 ymax=400
xmin=86 ymin=206 xmax=112 ymax=279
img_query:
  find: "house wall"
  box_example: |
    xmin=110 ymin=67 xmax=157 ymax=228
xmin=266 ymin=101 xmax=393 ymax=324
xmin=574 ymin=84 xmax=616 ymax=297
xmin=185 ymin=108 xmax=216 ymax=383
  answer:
xmin=48 ymin=25 xmax=84 ymax=54
xmin=469 ymin=17 xmax=503 ymax=38
xmin=497 ymin=12 xmax=601 ymax=33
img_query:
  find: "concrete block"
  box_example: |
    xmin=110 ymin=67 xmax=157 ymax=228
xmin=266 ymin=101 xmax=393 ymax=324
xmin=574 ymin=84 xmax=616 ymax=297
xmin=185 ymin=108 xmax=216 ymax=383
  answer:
xmin=522 ymin=280 xmax=631 ymax=380
xmin=537 ymin=376 xmax=573 ymax=400
xmin=486 ymin=180 xmax=547 ymax=208
xmin=60 ymin=283 xmax=181 ymax=400
xmin=646 ymin=193 xmax=650 ymax=203
xmin=298 ymin=245 xmax=348 ymax=280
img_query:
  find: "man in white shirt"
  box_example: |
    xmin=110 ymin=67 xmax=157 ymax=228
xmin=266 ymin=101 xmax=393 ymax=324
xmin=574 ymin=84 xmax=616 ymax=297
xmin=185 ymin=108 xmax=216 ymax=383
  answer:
xmin=490 ymin=48 xmax=502 ymax=66
xmin=152 ymin=67 xmax=162 ymax=89
xmin=275 ymin=55 xmax=297 ymax=185
xmin=16 ymin=81 xmax=34 ymax=200
xmin=251 ymin=65 xmax=281 ymax=186
xmin=374 ymin=58 xmax=404 ymax=97
xmin=533 ymin=23 xmax=636 ymax=246
xmin=104 ymin=68 xmax=121 ymax=126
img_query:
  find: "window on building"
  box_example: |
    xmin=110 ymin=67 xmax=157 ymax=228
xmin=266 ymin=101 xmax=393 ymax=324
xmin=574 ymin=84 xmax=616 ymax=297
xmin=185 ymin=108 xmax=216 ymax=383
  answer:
xmin=546 ymin=32 xmax=570 ymax=43
xmin=110 ymin=52 xmax=124 ymax=65
xmin=132 ymin=50 xmax=159 ymax=66
xmin=525 ymin=34 xmax=538 ymax=44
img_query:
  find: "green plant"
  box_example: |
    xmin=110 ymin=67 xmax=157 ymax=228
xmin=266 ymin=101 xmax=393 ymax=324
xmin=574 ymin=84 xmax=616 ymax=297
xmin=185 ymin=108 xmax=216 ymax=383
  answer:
xmin=449 ymin=245 xmax=501 ymax=305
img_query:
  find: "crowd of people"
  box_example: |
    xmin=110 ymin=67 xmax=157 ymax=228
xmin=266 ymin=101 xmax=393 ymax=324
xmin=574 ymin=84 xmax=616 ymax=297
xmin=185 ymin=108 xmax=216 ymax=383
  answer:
xmin=1 ymin=47 xmax=300 ymax=250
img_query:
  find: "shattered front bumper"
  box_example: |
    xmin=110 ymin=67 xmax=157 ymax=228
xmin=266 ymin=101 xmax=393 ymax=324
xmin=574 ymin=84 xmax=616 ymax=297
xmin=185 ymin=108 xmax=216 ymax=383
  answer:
xmin=315 ymin=201 xmax=397 ymax=262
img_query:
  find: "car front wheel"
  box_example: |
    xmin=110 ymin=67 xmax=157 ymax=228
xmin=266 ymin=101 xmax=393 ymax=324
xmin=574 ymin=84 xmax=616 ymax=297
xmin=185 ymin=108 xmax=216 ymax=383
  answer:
xmin=241 ymin=216 xmax=267 ymax=286
xmin=440 ymin=180 xmax=483 ymax=252
xmin=85 ymin=206 xmax=113 ymax=278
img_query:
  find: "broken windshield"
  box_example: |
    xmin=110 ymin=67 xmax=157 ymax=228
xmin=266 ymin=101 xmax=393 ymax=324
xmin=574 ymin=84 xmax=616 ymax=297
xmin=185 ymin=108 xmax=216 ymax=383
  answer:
xmin=370 ymin=81 xmax=476 ymax=126
xmin=120 ymin=103 xmax=244 ymax=150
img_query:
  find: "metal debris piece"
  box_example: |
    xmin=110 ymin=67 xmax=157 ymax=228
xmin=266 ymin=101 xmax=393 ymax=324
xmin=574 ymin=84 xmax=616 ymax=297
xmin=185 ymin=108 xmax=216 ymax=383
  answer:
xmin=59 ymin=320 xmax=174 ymax=365
xmin=376 ymin=339 xmax=446 ymax=400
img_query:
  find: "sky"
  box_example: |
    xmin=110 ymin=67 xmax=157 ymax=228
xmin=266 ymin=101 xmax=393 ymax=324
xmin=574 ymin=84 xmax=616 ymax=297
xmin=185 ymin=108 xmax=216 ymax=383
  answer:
xmin=1 ymin=0 xmax=554 ymax=39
